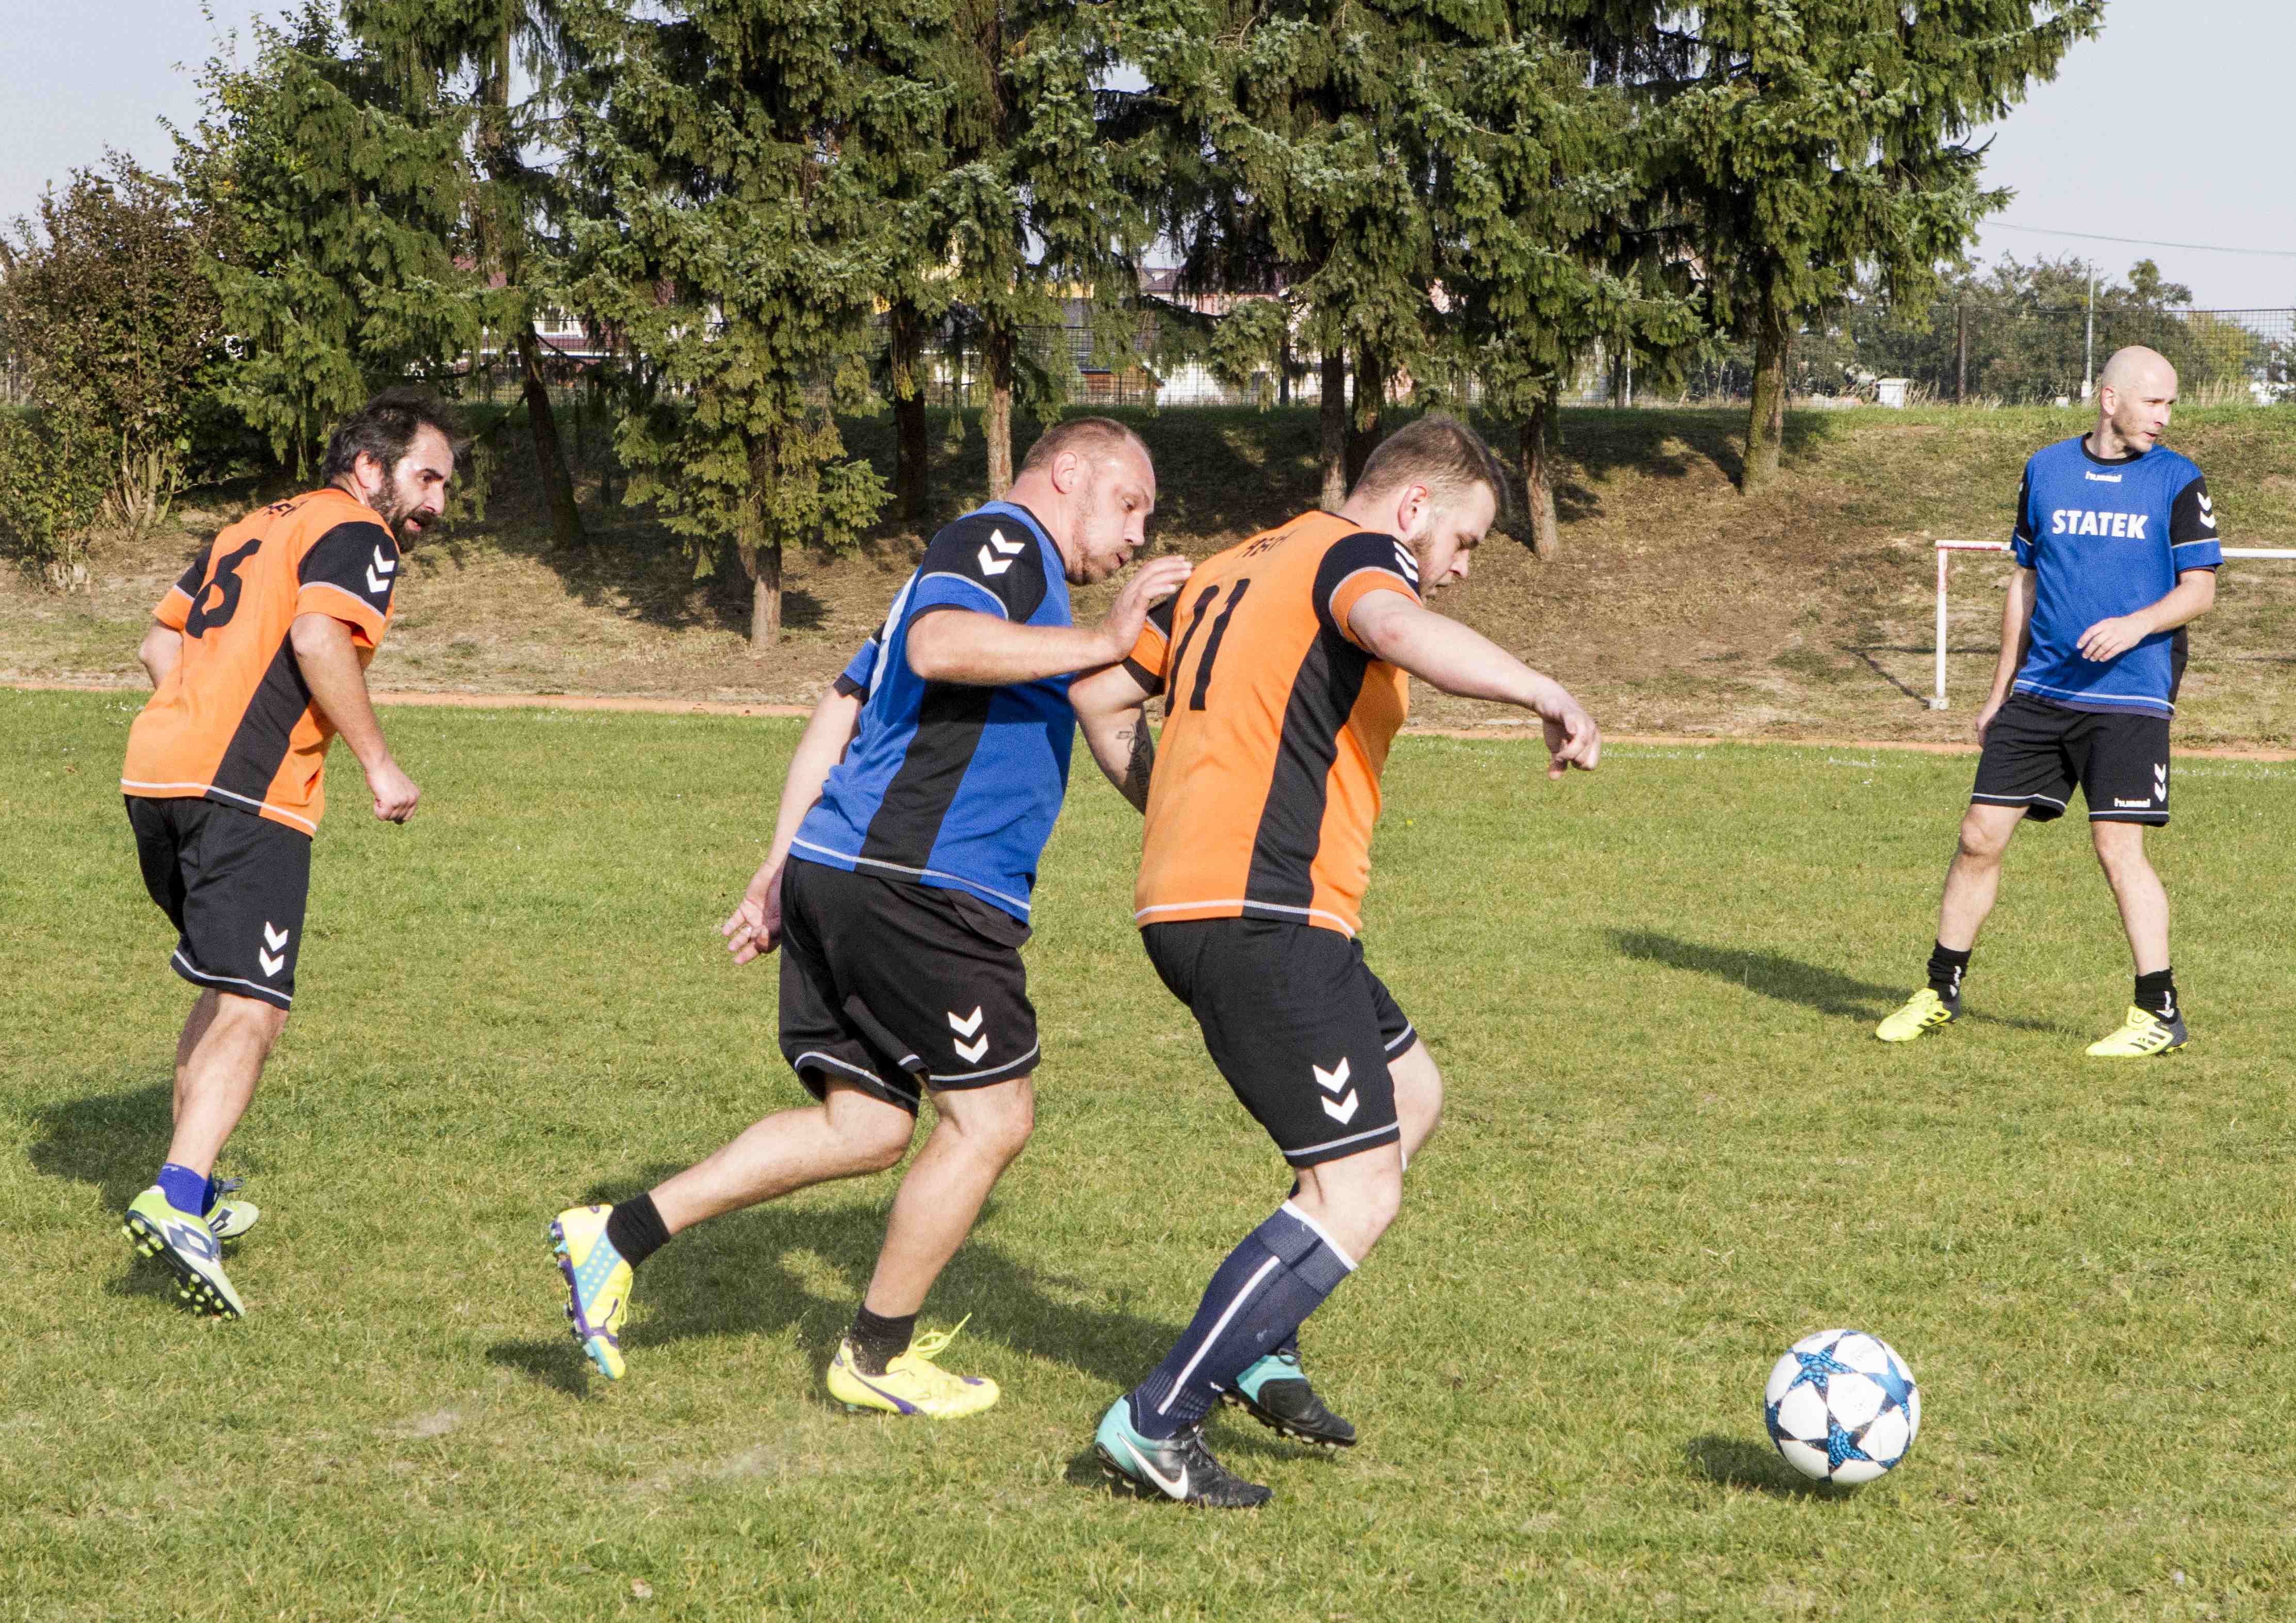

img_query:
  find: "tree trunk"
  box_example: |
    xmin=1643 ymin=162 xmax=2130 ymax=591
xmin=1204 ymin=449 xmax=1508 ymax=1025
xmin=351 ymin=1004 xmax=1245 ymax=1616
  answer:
xmin=1345 ymin=345 xmax=1383 ymax=486
xmin=890 ymin=298 xmax=930 ymax=520
xmin=985 ymin=319 xmax=1015 ymax=499
xmin=516 ymin=328 xmax=583 ymax=547
xmin=1278 ymin=324 xmax=1292 ymax=408
xmin=1318 ymin=348 xmax=1349 ymax=508
xmin=1742 ymin=296 xmax=1791 ymax=496
xmin=1520 ymin=394 xmax=1560 ymax=559
xmin=740 ymin=541 xmax=782 ymax=650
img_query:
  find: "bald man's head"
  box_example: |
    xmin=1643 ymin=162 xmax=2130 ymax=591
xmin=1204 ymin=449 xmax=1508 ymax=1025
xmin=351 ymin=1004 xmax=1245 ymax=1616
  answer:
xmin=2095 ymin=345 xmax=2177 ymax=456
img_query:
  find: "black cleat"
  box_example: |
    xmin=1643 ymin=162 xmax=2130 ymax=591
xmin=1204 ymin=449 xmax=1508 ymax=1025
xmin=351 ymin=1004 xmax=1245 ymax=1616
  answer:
xmin=1222 ymin=1351 xmax=1357 ymax=1448
xmin=1094 ymin=1400 xmax=1272 ymax=1508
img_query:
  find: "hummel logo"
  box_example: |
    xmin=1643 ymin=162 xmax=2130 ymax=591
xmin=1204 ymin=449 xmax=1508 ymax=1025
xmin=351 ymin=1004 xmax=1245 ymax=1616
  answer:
xmin=2083 ymin=471 xmax=2124 ymax=483
xmin=1392 ymin=543 xmax=1420 ymax=585
xmin=365 ymin=545 xmax=398 ymax=595
xmin=976 ymin=529 xmax=1025 ymax=577
xmin=2197 ymin=493 xmax=2217 ymax=530
xmin=2154 ymin=764 xmax=2168 ymax=802
xmin=947 ymin=1006 xmax=990 ymax=1064
xmin=1121 ymin=1436 xmax=1189 ymax=1500
xmin=2112 ymin=798 xmax=2153 ymax=809
xmin=1313 ymin=1058 xmax=1359 ymax=1124
xmin=258 ymin=920 xmax=289 ymax=978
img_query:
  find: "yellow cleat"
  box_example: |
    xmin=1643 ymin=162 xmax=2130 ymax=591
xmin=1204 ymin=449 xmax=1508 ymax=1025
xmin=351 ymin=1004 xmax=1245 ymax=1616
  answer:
xmin=1877 ymin=986 xmax=1959 ymax=1043
xmin=2085 ymin=1005 xmax=2188 ymax=1058
xmin=826 ymin=1320 xmax=1000 ymax=1418
xmin=550 ymin=1205 xmax=632 ymax=1379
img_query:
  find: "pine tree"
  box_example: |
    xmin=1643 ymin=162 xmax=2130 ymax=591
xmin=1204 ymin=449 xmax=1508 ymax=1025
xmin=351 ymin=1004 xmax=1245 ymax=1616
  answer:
xmin=1650 ymin=0 xmax=2102 ymax=494
xmin=553 ymin=0 xmax=937 ymax=647
xmin=174 ymin=4 xmax=487 ymax=472
xmin=344 ymin=0 xmax=587 ymax=547
xmin=1123 ymin=0 xmax=1482 ymax=506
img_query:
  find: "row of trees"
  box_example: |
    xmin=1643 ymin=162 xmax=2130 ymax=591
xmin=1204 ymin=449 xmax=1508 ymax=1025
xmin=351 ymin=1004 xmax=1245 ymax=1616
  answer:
xmin=2 ymin=0 xmax=2104 ymax=643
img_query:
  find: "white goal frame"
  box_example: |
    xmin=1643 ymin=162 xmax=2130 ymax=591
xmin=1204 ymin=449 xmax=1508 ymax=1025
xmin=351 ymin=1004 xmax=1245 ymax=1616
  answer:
xmin=1930 ymin=539 xmax=2296 ymax=710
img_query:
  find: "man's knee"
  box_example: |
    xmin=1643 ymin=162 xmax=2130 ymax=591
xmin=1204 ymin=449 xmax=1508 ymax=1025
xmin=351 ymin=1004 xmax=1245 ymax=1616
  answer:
xmin=823 ymin=1086 xmax=917 ymax=1173
xmin=2092 ymin=822 xmax=2155 ymax=885
xmin=936 ymin=1076 xmax=1036 ymax=1167
xmin=213 ymin=993 xmax=289 ymax=1053
xmin=1957 ymin=811 xmax=2015 ymax=864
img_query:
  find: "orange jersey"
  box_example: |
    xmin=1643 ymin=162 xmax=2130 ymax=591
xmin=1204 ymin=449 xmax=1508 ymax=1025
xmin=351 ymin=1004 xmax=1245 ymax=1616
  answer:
xmin=1129 ymin=510 xmax=1423 ymax=937
xmin=122 ymin=488 xmax=401 ymax=834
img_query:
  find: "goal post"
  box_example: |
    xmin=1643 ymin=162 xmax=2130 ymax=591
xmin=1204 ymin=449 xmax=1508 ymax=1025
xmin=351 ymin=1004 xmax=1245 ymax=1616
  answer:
xmin=1930 ymin=539 xmax=2296 ymax=710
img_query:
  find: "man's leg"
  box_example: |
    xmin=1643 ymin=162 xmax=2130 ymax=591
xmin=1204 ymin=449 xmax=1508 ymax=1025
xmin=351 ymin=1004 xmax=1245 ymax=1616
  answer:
xmin=816 ymin=1076 xmax=1034 ymax=1418
xmin=124 ymin=989 xmax=284 ymax=1318
xmin=1391 ymin=1040 xmax=1443 ymax=1164
xmin=552 ymin=1078 xmax=915 ymax=1381
xmin=1938 ymin=801 xmax=2027 ymax=951
xmin=1880 ymin=801 xmax=2026 ymax=1042
xmin=860 ymin=1074 xmax=1034 ymax=1316
xmin=2085 ymin=819 xmax=2187 ymax=1055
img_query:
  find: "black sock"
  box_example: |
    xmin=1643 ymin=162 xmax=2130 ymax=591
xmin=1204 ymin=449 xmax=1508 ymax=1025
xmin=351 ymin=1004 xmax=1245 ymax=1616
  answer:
xmin=2134 ymin=968 xmax=2177 ymax=1019
xmin=604 ymin=1192 xmax=671 ymax=1270
xmin=848 ymin=1305 xmax=917 ymax=1376
xmin=1927 ymin=943 xmax=1971 ymax=1001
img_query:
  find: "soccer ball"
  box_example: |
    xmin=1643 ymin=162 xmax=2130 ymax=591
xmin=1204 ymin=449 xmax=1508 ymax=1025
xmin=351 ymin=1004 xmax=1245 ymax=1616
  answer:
xmin=1763 ymin=1328 xmax=1920 ymax=1484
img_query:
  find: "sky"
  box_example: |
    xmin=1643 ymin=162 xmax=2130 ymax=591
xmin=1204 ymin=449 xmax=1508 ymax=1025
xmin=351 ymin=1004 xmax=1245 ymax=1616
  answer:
xmin=2 ymin=0 xmax=2290 ymax=309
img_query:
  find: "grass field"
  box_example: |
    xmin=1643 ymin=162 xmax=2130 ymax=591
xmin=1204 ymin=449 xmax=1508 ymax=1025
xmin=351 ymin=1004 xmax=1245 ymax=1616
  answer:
xmin=7 ymin=688 xmax=2296 ymax=1619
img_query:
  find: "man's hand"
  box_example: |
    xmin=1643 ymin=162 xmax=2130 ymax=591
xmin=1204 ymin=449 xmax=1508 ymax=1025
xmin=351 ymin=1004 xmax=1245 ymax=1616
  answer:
xmin=1539 ymin=695 xmax=1601 ymax=780
xmin=1094 ymin=554 xmax=1193 ymax=663
xmin=1974 ymin=693 xmax=2007 ymax=744
xmin=722 ymin=857 xmax=785 ymax=965
xmin=2076 ymin=613 xmax=2151 ymax=663
xmin=366 ymin=757 xmax=421 ymax=823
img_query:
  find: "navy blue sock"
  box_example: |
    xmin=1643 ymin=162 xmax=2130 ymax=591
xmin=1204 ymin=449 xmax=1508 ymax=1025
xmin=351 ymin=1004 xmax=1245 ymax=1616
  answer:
xmin=157 ymin=1162 xmax=209 ymax=1216
xmin=1128 ymin=1204 xmax=1356 ymax=1440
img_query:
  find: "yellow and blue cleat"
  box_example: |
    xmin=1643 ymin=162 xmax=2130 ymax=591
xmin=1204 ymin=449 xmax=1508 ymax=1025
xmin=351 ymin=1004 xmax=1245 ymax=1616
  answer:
xmin=2086 ymin=1005 xmax=2188 ymax=1058
xmin=207 ymin=1176 xmax=260 ymax=1242
xmin=122 ymin=1186 xmax=245 ymax=1318
xmin=1876 ymin=986 xmax=1958 ymax=1043
xmin=550 ymin=1205 xmax=632 ymax=1379
xmin=825 ymin=1320 xmax=999 ymax=1418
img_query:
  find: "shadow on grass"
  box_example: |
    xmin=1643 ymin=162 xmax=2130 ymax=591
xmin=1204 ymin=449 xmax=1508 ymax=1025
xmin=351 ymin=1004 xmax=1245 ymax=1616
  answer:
xmin=22 ymin=1081 xmax=173 ymax=1213
xmin=1613 ymin=932 xmax=2069 ymax=1034
xmin=490 ymin=1168 xmax=1188 ymax=1398
xmin=1684 ymin=1434 xmax=1848 ymax=1499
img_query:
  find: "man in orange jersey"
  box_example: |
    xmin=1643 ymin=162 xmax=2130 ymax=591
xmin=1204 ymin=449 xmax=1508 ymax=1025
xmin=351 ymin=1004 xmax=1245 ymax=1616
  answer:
xmin=117 ymin=389 xmax=455 ymax=1318
xmin=1071 ymin=414 xmax=1599 ymax=1505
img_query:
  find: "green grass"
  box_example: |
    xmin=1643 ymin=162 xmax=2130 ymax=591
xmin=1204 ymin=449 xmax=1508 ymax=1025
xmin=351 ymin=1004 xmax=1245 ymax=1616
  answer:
xmin=6 ymin=690 xmax=2295 ymax=1619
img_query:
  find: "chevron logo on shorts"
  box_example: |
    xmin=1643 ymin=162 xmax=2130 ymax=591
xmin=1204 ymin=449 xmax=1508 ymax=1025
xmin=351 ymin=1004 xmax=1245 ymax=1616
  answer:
xmin=2153 ymin=763 xmax=2168 ymax=802
xmin=1313 ymin=1058 xmax=1359 ymax=1124
xmin=258 ymin=920 xmax=290 ymax=978
xmin=948 ymin=1005 xmax=990 ymax=1063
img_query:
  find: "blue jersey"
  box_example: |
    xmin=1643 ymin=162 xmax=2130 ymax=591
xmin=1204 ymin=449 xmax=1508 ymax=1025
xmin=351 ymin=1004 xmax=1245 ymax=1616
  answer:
xmin=2009 ymin=436 xmax=2220 ymax=718
xmin=791 ymin=501 xmax=1074 ymax=921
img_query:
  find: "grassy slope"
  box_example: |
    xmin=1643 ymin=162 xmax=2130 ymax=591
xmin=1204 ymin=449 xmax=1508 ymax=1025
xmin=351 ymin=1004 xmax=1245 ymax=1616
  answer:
xmin=4 ymin=404 xmax=2294 ymax=745
xmin=7 ymin=690 xmax=2296 ymax=1618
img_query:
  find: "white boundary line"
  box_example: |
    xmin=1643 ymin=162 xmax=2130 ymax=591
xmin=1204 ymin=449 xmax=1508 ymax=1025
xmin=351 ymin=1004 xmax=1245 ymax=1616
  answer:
xmin=1931 ymin=540 xmax=2296 ymax=711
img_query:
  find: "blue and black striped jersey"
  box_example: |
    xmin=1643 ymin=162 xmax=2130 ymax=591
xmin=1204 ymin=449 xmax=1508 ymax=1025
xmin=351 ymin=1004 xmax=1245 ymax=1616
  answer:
xmin=790 ymin=501 xmax=1075 ymax=921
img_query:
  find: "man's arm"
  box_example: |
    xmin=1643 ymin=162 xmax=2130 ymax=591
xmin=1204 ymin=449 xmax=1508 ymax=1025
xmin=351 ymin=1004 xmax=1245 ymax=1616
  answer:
xmin=905 ymin=554 xmax=1192 ymax=686
xmin=1348 ymin=593 xmax=1598 ymax=779
xmin=2075 ymin=568 xmax=2217 ymax=662
xmin=138 ymin=623 xmax=184 ymax=689
xmin=1070 ymin=662 xmax=1161 ymax=813
xmin=1976 ymin=566 xmax=2036 ymax=742
xmin=722 ymin=685 xmax=865 ymax=964
xmin=288 ymin=612 xmax=419 ymax=822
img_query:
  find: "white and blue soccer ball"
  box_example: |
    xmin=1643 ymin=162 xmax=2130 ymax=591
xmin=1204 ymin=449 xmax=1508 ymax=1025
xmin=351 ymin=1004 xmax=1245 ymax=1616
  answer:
xmin=1763 ymin=1328 xmax=1920 ymax=1484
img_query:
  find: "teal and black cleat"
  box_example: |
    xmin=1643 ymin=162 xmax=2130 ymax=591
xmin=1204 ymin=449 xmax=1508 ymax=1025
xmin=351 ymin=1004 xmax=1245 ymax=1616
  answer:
xmin=1093 ymin=1397 xmax=1271 ymax=1508
xmin=122 ymin=1186 xmax=246 ymax=1318
xmin=1223 ymin=1350 xmax=1357 ymax=1448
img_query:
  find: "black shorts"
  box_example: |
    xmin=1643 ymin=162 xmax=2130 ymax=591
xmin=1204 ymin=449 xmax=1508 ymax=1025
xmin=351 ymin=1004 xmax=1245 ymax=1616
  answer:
xmin=126 ymin=796 xmax=311 ymax=1010
xmin=777 ymin=858 xmax=1039 ymax=1114
xmin=1971 ymin=695 xmax=2172 ymax=825
xmin=1141 ymin=918 xmax=1418 ymax=1169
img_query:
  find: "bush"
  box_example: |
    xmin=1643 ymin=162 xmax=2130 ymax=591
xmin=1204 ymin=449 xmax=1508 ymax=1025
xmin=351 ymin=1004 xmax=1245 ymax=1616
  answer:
xmin=0 ymin=410 xmax=108 ymax=588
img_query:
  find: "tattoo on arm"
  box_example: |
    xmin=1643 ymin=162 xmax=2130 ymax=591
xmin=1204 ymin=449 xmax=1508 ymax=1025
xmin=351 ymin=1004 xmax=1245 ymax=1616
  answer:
xmin=1120 ymin=717 xmax=1155 ymax=813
